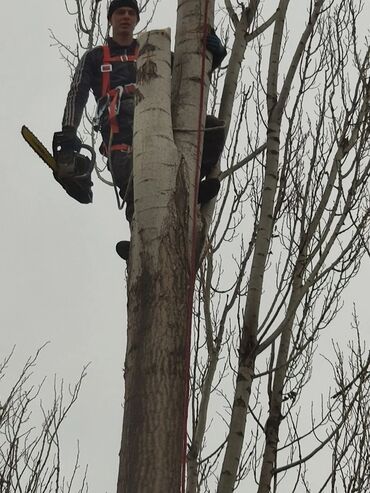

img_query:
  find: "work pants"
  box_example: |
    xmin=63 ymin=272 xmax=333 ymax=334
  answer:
xmin=109 ymin=150 xmax=134 ymax=223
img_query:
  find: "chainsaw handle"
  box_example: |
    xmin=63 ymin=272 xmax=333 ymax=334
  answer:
xmin=80 ymin=143 xmax=96 ymax=172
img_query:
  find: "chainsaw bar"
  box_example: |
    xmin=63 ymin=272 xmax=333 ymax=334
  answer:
xmin=21 ymin=125 xmax=57 ymax=172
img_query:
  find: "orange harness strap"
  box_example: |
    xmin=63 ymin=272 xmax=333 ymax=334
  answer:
xmin=101 ymin=44 xmax=139 ymax=96
xmin=100 ymin=142 xmax=132 ymax=157
xmin=101 ymin=44 xmax=139 ymax=135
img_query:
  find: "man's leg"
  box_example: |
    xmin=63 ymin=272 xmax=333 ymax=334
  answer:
xmin=109 ymin=151 xmax=133 ymax=261
xmin=198 ymin=115 xmax=225 ymax=205
xmin=109 ymin=150 xmax=134 ymax=222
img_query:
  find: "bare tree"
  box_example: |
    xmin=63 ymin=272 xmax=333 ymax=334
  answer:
xmin=0 ymin=346 xmax=88 ymax=492
xmin=51 ymin=0 xmax=370 ymax=492
xmin=324 ymin=312 xmax=370 ymax=492
xmin=187 ymin=1 xmax=370 ymax=492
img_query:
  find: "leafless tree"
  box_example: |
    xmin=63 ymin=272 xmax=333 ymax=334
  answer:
xmin=51 ymin=0 xmax=370 ymax=492
xmin=0 ymin=346 xmax=88 ymax=492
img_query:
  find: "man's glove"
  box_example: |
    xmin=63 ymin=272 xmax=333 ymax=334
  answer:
xmin=206 ymin=30 xmax=227 ymax=70
xmin=51 ymin=128 xmax=93 ymax=203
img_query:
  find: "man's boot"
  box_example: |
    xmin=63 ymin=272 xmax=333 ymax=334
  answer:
xmin=116 ymin=240 xmax=130 ymax=261
xmin=198 ymin=178 xmax=220 ymax=205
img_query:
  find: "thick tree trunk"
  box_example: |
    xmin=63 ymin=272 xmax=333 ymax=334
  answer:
xmin=117 ymin=0 xmax=214 ymax=490
xmin=116 ymin=29 xmax=188 ymax=493
xmin=172 ymin=0 xmax=214 ymax=225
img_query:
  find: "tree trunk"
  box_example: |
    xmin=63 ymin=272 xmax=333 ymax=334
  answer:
xmin=117 ymin=0 xmax=214 ymax=490
xmin=116 ymin=29 xmax=188 ymax=493
xmin=216 ymin=2 xmax=290 ymax=491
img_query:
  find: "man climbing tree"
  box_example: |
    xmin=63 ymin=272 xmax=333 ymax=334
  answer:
xmin=16 ymin=0 xmax=370 ymax=490
xmin=54 ymin=0 xmax=226 ymax=260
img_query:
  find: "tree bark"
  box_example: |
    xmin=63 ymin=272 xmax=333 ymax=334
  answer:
xmin=117 ymin=29 xmax=188 ymax=493
xmin=117 ymin=0 xmax=214 ymax=490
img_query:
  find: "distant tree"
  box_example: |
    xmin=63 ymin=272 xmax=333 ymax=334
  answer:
xmin=54 ymin=0 xmax=370 ymax=492
xmin=0 ymin=346 xmax=87 ymax=492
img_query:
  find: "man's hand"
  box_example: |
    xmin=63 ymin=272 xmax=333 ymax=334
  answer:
xmin=206 ymin=30 xmax=227 ymax=70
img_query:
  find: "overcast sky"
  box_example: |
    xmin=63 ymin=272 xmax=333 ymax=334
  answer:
xmin=0 ymin=2 xmax=176 ymax=491
xmin=1 ymin=1 xmax=369 ymax=492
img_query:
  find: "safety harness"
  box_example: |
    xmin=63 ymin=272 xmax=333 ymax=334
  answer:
xmin=93 ymin=43 xmax=139 ymax=153
xmin=93 ymin=42 xmax=139 ymax=208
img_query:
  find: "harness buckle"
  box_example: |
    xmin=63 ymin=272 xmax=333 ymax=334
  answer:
xmin=101 ymin=63 xmax=113 ymax=72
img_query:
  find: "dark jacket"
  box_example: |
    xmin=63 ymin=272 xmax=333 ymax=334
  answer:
xmin=63 ymin=37 xmax=137 ymax=146
xmin=62 ymin=35 xmax=226 ymax=148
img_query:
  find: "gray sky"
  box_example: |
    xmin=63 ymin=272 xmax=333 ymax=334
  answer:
xmin=0 ymin=2 xmax=175 ymax=491
xmin=1 ymin=1 xmax=369 ymax=492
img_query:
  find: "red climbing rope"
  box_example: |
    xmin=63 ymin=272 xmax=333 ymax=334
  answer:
xmin=181 ymin=1 xmax=210 ymax=491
